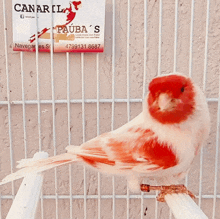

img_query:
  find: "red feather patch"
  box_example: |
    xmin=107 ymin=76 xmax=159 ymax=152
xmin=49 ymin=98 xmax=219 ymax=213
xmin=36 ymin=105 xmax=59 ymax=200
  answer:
xmin=137 ymin=137 xmax=178 ymax=169
xmin=108 ymin=128 xmax=178 ymax=170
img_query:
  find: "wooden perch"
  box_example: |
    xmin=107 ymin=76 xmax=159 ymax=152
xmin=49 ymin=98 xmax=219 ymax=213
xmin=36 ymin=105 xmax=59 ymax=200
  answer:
xmin=165 ymin=193 xmax=208 ymax=219
xmin=6 ymin=152 xmax=48 ymax=219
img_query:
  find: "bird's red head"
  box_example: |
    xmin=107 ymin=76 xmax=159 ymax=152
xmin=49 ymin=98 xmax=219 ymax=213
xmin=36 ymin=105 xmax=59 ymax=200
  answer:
xmin=147 ymin=74 xmax=195 ymax=124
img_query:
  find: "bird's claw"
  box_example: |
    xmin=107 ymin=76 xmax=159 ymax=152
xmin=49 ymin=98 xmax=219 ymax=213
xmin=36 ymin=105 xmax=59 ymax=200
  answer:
xmin=140 ymin=184 xmax=196 ymax=202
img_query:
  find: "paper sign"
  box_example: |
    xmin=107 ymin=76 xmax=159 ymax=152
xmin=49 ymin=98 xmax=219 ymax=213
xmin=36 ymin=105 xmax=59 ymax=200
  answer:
xmin=12 ymin=0 xmax=105 ymax=52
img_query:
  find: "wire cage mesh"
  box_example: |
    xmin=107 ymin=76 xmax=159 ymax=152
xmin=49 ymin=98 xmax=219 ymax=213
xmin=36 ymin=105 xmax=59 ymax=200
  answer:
xmin=0 ymin=0 xmax=219 ymax=218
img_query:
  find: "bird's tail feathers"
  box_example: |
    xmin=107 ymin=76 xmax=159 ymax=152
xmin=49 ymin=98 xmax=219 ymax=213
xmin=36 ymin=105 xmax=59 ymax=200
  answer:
xmin=0 ymin=153 xmax=78 ymax=186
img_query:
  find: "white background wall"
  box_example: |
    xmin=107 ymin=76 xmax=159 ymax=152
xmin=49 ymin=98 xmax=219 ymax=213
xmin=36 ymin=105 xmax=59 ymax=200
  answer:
xmin=0 ymin=0 xmax=219 ymax=218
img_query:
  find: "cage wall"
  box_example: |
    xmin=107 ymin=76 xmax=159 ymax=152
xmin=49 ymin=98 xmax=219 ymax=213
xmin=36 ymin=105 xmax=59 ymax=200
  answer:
xmin=0 ymin=0 xmax=220 ymax=218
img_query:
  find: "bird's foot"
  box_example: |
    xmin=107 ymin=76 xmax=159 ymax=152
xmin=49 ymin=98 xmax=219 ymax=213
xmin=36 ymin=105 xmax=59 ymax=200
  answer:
xmin=140 ymin=184 xmax=195 ymax=202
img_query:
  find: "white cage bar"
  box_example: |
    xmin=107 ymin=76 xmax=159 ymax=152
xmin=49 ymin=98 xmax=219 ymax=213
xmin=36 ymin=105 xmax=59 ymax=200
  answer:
xmin=0 ymin=0 xmax=219 ymax=218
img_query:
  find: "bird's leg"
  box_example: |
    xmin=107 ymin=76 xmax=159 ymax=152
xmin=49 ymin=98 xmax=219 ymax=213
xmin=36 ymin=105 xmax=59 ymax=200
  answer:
xmin=140 ymin=184 xmax=195 ymax=202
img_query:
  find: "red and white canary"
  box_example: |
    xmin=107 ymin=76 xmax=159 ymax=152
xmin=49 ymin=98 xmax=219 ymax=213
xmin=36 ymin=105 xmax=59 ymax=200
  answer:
xmin=0 ymin=73 xmax=210 ymax=200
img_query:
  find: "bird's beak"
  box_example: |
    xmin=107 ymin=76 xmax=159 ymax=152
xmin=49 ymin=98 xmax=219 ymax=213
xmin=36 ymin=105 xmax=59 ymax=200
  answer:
xmin=158 ymin=93 xmax=173 ymax=111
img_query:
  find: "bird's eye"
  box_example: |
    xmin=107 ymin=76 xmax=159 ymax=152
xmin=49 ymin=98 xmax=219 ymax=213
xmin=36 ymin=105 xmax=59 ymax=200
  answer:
xmin=181 ymin=87 xmax=185 ymax=93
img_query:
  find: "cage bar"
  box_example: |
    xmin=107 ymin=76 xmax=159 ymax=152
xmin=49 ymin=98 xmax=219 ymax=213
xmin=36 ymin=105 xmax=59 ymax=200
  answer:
xmin=66 ymin=51 xmax=73 ymax=219
xmin=126 ymin=0 xmax=131 ymax=218
xmin=198 ymin=0 xmax=210 ymax=208
xmin=3 ymin=0 xmax=15 ymax=199
xmin=111 ymin=0 xmax=116 ymax=218
xmin=0 ymin=97 xmax=217 ymax=106
xmin=173 ymin=0 xmax=178 ymax=73
xmin=157 ymin=0 xmax=163 ymax=77
xmin=188 ymin=0 xmax=195 ymax=78
xmin=20 ymin=52 xmax=28 ymax=159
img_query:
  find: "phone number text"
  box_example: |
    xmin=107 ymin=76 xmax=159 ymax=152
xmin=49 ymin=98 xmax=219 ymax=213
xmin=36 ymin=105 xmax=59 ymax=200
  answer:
xmin=65 ymin=44 xmax=101 ymax=49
